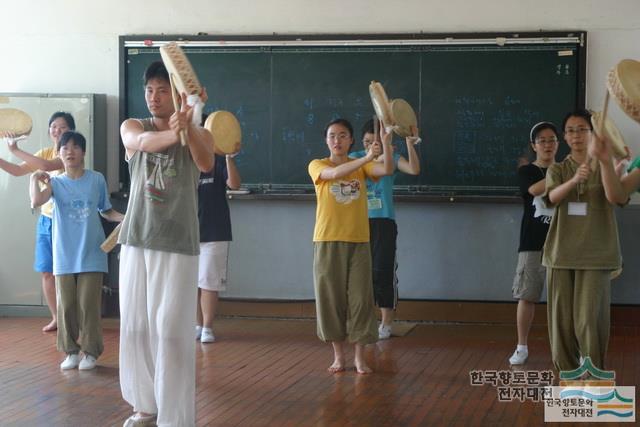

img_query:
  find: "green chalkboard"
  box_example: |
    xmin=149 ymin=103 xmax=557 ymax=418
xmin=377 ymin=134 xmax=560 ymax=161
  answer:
xmin=121 ymin=34 xmax=584 ymax=196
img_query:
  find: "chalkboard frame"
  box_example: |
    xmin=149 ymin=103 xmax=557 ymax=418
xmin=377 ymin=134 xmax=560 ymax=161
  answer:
xmin=119 ymin=31 xmax=586 ymax=201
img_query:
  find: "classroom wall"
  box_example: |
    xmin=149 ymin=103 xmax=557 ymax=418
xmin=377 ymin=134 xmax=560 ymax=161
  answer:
xmin=1 ymin=1 xmax=639 ymax=305
xmin=227 ymin=200 xmax=640 ymax=303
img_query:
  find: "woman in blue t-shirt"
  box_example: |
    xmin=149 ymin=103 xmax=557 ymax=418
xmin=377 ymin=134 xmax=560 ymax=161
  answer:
xmin=350 ymin=119 xmax=420 ymax=340
xmin=30 ymin=131 xmax=123 ymax=371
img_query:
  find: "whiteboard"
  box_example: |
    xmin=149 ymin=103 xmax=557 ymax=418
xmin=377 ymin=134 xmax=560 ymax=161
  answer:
xmin=0 ymin=94 xmax=98 ymax=306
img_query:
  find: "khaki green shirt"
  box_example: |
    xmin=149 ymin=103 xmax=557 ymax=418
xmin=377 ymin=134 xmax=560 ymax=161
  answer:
xmin=542 ymin=156 xmax=621 ymax=270
xmin=118 ymin=118 xmax=201 ymax=256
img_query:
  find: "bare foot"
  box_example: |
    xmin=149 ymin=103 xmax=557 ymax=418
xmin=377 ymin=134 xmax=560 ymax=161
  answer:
xmin=42 ymin=319 xmax=57 ymax=332
xmin=355 ymin=358 xmax=373 ymax=375
xmin=328 ymin=358 xmax=345 ymax=373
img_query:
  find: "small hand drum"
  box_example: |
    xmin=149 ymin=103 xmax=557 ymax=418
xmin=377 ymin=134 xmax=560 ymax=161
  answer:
xmin=159 ymin=42 xmax=202 ymax=97
xmin=369 ymin=81 xmax=392 ymax=128
xmin=0 ymin=108 xmax=32 ymax=136
xmin=369 ymin=81 xmax=417 ymax=138
xmin=389 ymin=99 xmax=417 ymax=138
xmin=159 ymin=42 xmax=204 ymax=145
xmin=100 ymin=222 xmax=122 ymax=253
xmin=591 ymin=110 xmax=628 ymax=159
xmin=606 ymin=59 xmax=640 ymax=124
xmin=204 ymin=111 xmax=242 ymax=155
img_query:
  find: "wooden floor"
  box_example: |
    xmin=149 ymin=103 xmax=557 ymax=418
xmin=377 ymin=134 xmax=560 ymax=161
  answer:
xmin=0 ymin=317 xmax=638 ymax=426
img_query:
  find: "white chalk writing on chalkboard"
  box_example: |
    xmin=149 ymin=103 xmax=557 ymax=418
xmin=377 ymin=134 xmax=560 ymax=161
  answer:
xmin=281 ymin=127 xmax=305 ymax=144
xmin=304 ymin=98 xmax=314 ymax=109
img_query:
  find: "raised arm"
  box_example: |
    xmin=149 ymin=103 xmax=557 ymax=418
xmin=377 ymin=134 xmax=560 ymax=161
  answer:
xmin=169 ymin=93 xmax=214 ymax=173
xmin=589 ymin=133 xmax=628 ymax=205
xmin=319 ymin=153 xmax=374 ymax=181
xmin=621 ymin=168 xmax=640 ymax=196
xmin=0 ymin=157 xmax=30 ymax=176
xmin=29 ymin=171 xmax=52 ymax=207
xmin=5 ymin=137 xmax=63 ymax=172
xmin=186 ymin=126 xmax=214 ymax=173
xmin=120 ymin=119 xmax=179 ymax=159
xmin=369 ymin=124 xmax=393 ymax=177
xmin=547 ymin=164 xmax=590 ymax=205
xmin=397 ymin=126 xmax=421 ymax=175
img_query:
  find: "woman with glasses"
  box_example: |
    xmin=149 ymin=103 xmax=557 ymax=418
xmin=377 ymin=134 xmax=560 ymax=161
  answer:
xmin=508 ymin=122 xmax=559 ymax=365
xmin=541 ymin=109 xmax=624 ymax=372
xmin=0 ymin=112 xmax=76 ymax=333
xmin=308 ymin=118 xmax=393 ymax=374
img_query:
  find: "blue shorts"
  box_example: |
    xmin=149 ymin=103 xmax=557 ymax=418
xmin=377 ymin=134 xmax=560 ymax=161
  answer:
xmin=33 ymin=215 xmax=53 ymax=273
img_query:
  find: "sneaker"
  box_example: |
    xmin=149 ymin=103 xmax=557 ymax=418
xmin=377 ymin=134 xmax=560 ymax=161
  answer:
xmin=378 ymin=324 xmax=392 ymax=340
xmin=200 ymin=328 xmax=216 ymax=343
xmin=79 ymin=354 xmax=97 ymax=370
xmin=509 ymin=348 xmax=529 ymax=365
xmin=195 ymin=325 xmax=203 ymax=341
xmin=122 ymin=413 xmax=157 ymax=427
xmin=60 ymin=353 xmax=81 ymax=370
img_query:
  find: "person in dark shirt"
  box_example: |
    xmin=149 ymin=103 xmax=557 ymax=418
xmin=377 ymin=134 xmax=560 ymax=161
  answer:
xmin=508 ymin=122 xmax=559 ymax=365
xmin=196 ymin=135 xmax=242 ymax=344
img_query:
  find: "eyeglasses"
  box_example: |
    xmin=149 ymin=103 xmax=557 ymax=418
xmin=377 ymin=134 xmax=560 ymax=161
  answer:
xmin=535 ymin=138 xmax=558 ymax=145
xmin=327 ymin=132 xmax=351 ymax=140
xmin=565 ymin=127 xmax=591 ymax=135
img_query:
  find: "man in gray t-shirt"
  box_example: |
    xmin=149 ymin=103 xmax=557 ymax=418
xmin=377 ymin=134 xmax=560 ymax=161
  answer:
xmin=118 ymin=60 xmax=214 ymax=427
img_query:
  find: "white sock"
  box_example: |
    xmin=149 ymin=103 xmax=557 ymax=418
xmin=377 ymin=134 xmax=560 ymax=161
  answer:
xmin=202 ymin=327 xmax=213 ymax=334
xmin=195 ymin=325 xmax=203 ymax=332
xmin=516 ymin=344 xmax=528 ymax=353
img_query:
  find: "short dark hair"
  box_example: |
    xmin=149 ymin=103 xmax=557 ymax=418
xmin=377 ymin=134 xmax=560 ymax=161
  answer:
xmin=529 ymin=121 xmax=559 ymax=142
xmin=361 ymin=119 xmax=375 ymax=139
xmin=48 ymin=112 xmax=75 ymax=130
xmin=57 ymin=131 xmax=86 ymax=153
xmin=324 ymin=118 xmax=354 ymax=138
xmin=562 ymin=109 xmax=592 ymax=131
xmin=144 ymin=61 xmax=170 ymax=86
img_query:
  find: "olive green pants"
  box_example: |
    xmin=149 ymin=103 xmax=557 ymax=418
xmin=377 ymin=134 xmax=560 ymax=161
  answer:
xmin=56 ymin=272 xmax=104 ymax=357
xmin=313 ymin=242 xmax=378 ymax=345
xmin=546 ymin=268 xmax=610 ymax=372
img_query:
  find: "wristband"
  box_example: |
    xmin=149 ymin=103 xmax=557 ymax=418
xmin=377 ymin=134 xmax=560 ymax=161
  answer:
xmin=226 ymin=153 xmax=238 ymax=159
xmin=407 ymin=136 xmax=421 ymax=145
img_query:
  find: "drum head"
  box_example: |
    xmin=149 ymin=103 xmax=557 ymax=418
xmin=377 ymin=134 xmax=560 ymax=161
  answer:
xmin=607 ymin=59 xmax=640 ymax=124
xmin=204 ymin=111 xmax=242 ymax=155
xmin=159 ymin=42 xmax=202 ymax=96
xmin=389 ymin=99 xmax=417 ymax=138
xmin=369 ymin=81 xmax=392 ymax=127
xmin=591 ymin=110 xmax=627 ymax=159
xmin=0 ymin=108 xmax=32 ymax=136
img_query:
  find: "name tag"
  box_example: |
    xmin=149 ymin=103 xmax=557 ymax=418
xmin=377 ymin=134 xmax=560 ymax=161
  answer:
xmin=568 ymin=202 xmax=587 ymax=216
xmin=368 ymin=198 xmax=382 ymax=210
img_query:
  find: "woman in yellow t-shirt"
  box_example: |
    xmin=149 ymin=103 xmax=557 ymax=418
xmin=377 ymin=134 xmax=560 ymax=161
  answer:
xmin=0 ymin=111 xmax=75 ymax=332
xmin=308 ymin=118 xmax=393 ymax=374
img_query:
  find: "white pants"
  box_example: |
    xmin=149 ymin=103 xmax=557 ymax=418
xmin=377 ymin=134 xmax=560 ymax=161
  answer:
xmin=119 ymin=245 xmax=198 ymax=427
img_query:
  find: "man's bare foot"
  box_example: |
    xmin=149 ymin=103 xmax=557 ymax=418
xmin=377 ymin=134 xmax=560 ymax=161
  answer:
xmin=42 ymin=319 xmax=57 ymax=332
xmin=355 ymin=358 xmax=372 ymax=375
xmin=328 ymin=358 xmax=345 ymax=373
